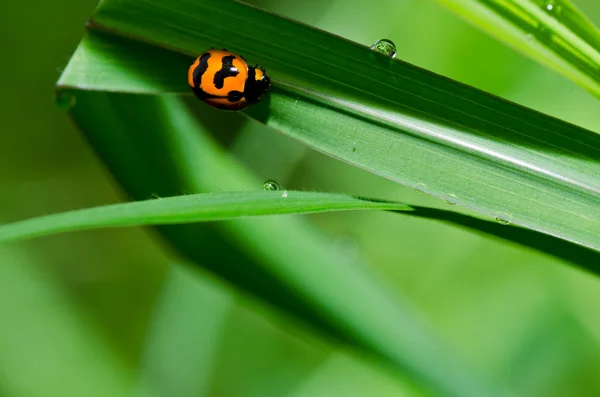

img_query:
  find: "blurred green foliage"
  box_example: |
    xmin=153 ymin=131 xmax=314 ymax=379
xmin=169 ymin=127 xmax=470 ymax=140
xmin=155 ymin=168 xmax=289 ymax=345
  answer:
xmin=1 ymin=0 xmax=599 ymax=396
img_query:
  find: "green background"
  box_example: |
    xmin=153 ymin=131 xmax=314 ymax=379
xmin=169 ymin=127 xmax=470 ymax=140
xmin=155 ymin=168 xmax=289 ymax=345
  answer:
xmin=1 ymin=0 xmax=599 ymax=396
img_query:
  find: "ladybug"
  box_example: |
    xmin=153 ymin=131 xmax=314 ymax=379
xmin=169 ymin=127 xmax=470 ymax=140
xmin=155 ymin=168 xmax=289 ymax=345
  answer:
xmin=188 ymin=49 xmax=271 ymax=111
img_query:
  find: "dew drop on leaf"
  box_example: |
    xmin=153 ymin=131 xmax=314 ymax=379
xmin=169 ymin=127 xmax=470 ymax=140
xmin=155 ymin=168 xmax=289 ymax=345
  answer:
xmin=370 ymin=39 xmax=397 ymax=58
xmin=495 ymin=217 xmax=510 ymax=225
xmin=263 ymin=180 xmax=281 ymax=191
xmin=444 ymin=194 xmax=458 ymax=205
xmin=544 ymin=0 xmax=562 ymax=14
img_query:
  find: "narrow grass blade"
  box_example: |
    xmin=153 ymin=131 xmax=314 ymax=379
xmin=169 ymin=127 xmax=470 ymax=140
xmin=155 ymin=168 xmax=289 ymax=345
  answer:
xmin=434 ymin=0 xmax=600 ymax=98
xmin=0 ymin=191 xmax=412 ymax=244
xmin=2 ymin=186 xmax=599 ymax=275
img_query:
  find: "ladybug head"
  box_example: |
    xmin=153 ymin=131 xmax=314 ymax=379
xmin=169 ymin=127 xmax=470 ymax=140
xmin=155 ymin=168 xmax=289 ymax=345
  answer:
xmin=245 ymin=65 xmax=271 ymax=104
xmin=257 ymin=68 xmax=271 ymax=92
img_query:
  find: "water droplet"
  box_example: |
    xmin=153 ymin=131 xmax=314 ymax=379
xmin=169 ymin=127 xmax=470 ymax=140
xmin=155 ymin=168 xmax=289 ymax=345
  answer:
xmin=543 ymin=0 xmax=562 ymax=14
xmin=443 ymin=194 xmax=458 ymax=205
xmin=55 ymin=90 xmax=76 ymax=110
xmin=370 ymin=39 xmax=397 ymax=58
xmin=495 ymin=217 xmax=510 ymax=225
xmin=281 ymin=190 xmax=288 ymax=198
xmin=352 ymin=142 xmax=357 ymax=152
xmin=263 ymin=180 xmax=281 ymax=191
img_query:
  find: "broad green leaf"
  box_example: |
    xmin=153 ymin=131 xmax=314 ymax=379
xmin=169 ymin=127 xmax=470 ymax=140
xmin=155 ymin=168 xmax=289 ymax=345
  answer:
xmin=0 ymin=191 xmax=412 ymax=243
xmin=433 ymin=0 xmax=600 ymax=98
xmin=59 ymin=89 xmax=506 ymax=397
xmin=58 ymin=0 xmax=600 ymax=252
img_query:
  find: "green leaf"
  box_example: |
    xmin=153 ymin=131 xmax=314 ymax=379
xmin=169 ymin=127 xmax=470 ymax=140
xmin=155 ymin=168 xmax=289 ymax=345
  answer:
xmin=59 ymin=89 xmax=508 ymax=397
xmin=0 ymin=191 xmax=412 ymax=243
xmin=433 ymin=0 xmax=600 ymax=98
xmin=58 ymin=0 xmax=600 ymax=252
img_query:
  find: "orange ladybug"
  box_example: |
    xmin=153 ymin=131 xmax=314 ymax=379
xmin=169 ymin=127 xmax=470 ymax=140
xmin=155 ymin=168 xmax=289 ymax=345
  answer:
xmin=188 ymin=49 xmax=271 ymax=111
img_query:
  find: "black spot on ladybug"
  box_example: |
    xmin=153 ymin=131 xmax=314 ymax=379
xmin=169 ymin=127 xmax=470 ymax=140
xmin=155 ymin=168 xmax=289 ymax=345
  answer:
xmin=192 ymin=52 xmax=211 ymax=88
xmin=213 ymin=55 xmax=239 ymax=89
xmin=227 ymin=90 xmax=244 ymax=102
